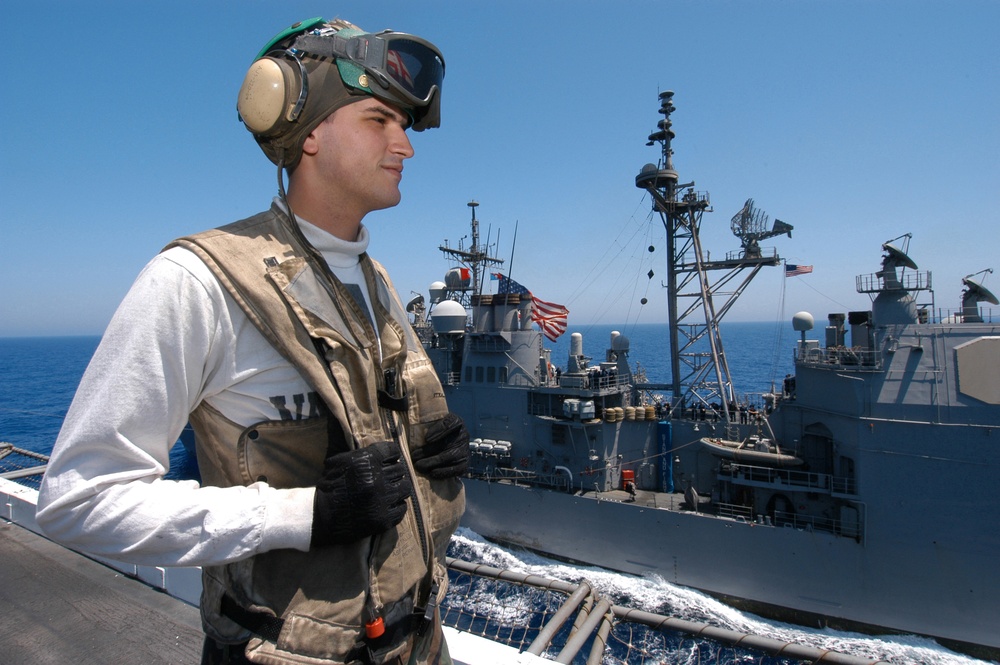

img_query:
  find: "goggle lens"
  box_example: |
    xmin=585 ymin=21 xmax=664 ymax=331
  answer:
xmin=383 ymin=38 xmax=444 ymax=103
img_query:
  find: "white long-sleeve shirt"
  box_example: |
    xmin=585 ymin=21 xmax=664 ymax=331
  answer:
xmin=36 ymin=211 xmax=377 ymax=568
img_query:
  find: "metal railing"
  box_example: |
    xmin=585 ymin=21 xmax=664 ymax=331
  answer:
xmin=0 ymin=443 xmax=48 ymax=491
xmin=443 ymin=557 xmax=886 ymax=664
xmin=721 ymin=462 xmax=846 ymax=494
xmin=795 ymin=345 xmax=882 ymax=369
xmin=714 ymin=502 xmax=862 ymax=541
xmin=856 ymin=270 xmax=931 ymax=294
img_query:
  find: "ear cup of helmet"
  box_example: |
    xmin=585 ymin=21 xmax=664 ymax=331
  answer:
xmin=237 ymin=53 xmax=307 ymax=138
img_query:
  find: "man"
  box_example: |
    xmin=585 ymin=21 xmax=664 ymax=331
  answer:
xmin=37 ymin=17 xmax=467 ymax=665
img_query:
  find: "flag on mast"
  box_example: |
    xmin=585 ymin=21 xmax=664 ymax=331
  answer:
xmin=785 ymin=263 xmax=814 ymax=277
xmin=494 ymin=273 xmax=569 ymax=341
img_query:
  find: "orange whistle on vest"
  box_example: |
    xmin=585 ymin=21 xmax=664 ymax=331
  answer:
xmin=365 ymin=617 xmax=385 ymax=639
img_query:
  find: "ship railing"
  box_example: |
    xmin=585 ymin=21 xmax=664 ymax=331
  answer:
xmin=714 ymin=503 xmax=861 ymax=541
xmin=715 ymin=502 xmax=754 ymax=522
xmin=771 ymin=510 xmax=861 ymax=539
xmin=655 ymin=190 xmax=711 ymax=215
xmin=926 ymin=306 xmax=998 ymax=323
xmin=442 ymin=557 xmax=884 ymax=665
xmin=831 ymin=476 xmax=857 ymax=496
xmin=593 ymin=371 xmax=625 ymax=390
xmin=0 ymin=443 xmax=48 ymax=491
xmin=721 ymin=462 xmax=857 ymax=497
xmin=477 ymin=467 xmax=573 ymax=492
xmin=795 ymin=345 xmax=882 ymax=370
xmin=557 ymin=371 xmax=627 ymax=392
xmin=856 ymin=269 xmax=931 ymax=294
xmin=443 ymin=371 xmax=462 ymax=386
xmin=723 ymin=246 xmax=780 ymax=262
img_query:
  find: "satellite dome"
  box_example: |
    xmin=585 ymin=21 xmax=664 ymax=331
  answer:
xmin=431 ymin=300 xmax=467 ymax=333
xmin=792 ymin=311 xmax=815 ymax=332
xmin=428 ymin=281 xmax=447 ymax=304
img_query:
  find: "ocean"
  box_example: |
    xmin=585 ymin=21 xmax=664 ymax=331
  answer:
xmin=0 ymin=328 xmax=989 ymax=664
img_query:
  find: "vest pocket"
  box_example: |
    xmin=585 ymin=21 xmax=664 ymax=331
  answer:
xmin=402 ymin=355 xmax=449 ymax=427
xmin=238 ymin=417 xmax=329 ymax=488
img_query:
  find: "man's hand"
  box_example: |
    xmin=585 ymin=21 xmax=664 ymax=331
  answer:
xmin=311 ymin=440 xmax=412 ymax=547
xmin=411 ymin=413 xmax=470 ymax=479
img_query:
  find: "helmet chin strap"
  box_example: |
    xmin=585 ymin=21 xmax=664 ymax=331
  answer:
xmin=275 ymin=152 xmax=329 ymax=275
xmin=276 ymin=153 xmax=304 ymax=248
xmin=277 ymin=153 xmax=291 ymax=215
xmin=276 ymin=153 xmax=296 ymax=226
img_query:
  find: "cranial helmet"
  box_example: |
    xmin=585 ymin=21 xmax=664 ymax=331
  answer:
xmin=237 ymin=17 xmax=445 ymax=169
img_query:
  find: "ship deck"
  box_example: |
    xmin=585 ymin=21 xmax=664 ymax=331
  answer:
xmin=584 ymin=487 xmax=689 ymax=509
xmin=0 ymin=520 xmax=204 ymax=664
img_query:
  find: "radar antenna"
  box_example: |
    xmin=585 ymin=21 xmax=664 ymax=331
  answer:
xmin=730 ymin=199 xmax=793 ymax=259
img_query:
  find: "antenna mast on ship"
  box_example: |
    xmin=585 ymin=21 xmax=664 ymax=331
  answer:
xmin=438 ymin=200 xmax=505 ymax=309
xmin=635 ymin=91 xmax=791 ymax=427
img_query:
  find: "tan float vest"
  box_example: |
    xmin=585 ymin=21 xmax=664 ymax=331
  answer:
xmin=167 ymin=205 xmax=464 ymax=664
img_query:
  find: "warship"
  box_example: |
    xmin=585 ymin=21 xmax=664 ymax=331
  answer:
xmin=413 ymin=91 xmax=1000 ymax=658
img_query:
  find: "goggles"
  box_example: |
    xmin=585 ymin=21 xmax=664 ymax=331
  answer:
xmin=297 ymin=31 xmax=444 ymax=106
xmin=261 ymin=19 xmax=445 ymax=130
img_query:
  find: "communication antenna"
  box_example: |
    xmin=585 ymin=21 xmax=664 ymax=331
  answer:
xmin=962 ymin=269 xmax=998 ymax=323
xmin=438 ymin=201 xmax=505 ymax=309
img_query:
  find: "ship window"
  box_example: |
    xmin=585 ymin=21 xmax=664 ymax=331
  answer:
xmin=475 ymin=366 xmax=484 ymax=383
xmin=499 ymin=366 xmax=508 ymax=384
xmin=487 ymin=366 xmax=496 ymax=383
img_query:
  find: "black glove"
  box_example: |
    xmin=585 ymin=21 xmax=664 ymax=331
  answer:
xmin=411 ymin=413 xmax=470 ymax=479
xmin=311 ymin=440 xmax=412 ymax=547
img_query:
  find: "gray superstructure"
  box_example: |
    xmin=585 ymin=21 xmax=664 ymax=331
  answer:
xmin=414 ymin=93 xmax=1000 ymax=659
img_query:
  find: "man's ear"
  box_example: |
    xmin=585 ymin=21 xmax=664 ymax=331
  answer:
xmin=300 ymin=129 xmax=321 ymax=158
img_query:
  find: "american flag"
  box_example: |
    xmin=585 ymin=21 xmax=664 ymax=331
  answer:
xmin=494 ymin=273 xmax=569 ymax=341
xmin=386 ymin=50 xmax=414 ymax=89
xmin=785 ymin=263 xmax=814 ymax=277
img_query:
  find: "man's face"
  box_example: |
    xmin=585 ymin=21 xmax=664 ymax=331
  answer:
xmin=306 ymin=97 xmax=415 ymax=218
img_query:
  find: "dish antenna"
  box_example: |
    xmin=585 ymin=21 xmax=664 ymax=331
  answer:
xmin=877 ymin=234 xmax=918 ymax=291
xmin=962 ymin=269 xmax=998 ymax=323
xmin=882 ymin=242 xmax=918 ymax=271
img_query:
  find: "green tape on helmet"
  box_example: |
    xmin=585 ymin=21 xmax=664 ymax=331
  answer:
xmin=253 ymin=17 xmax=325 ymax=61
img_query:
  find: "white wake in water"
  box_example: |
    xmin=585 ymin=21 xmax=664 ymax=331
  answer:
xmin=449 ymin=528 xmax=994 ymax=665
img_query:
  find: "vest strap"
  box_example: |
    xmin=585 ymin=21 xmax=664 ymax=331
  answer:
xmin=220 ymin=594 xmax=433 ymax=664
xmin=377 ymin=389 xmax=409 ymax=413
xmin=221 ymin=594 xmax=284 ymax=643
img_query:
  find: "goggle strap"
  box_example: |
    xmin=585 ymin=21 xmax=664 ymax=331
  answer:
xmin=293 ymin=34 xmax=354 ymax=64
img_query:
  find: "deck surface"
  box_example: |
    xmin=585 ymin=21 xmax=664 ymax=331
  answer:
xmin=0 ymin=521 xmax=203 ymax=664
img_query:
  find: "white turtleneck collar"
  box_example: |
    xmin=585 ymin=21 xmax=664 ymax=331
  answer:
xmin=272 ymin=197 xmax=376 ymax=325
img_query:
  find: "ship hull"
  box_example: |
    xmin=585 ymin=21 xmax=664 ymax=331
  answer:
xmin=460 ymin=473 xmax=999 ymax=656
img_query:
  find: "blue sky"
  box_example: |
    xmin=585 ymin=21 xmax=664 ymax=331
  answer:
xmin=3 ymin=0 xmax=998 ymax=337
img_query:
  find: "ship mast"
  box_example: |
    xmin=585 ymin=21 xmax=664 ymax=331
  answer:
xmin=438 ymin=200 xmax=505 ymax=308
xmin=636 ymin=91 xmax=789 ymax=428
